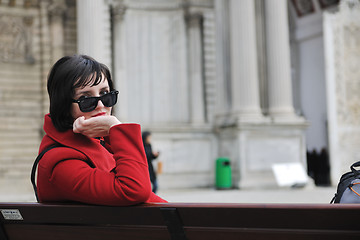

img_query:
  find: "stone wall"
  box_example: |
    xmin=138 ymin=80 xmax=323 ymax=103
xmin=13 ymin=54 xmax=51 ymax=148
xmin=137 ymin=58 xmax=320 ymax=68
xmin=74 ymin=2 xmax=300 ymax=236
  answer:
xmin=0 ymin=0 xmax=76 ymax=195
xmin=110 ymin=0 xmax=218 ymax=189
xmin=324 ymin=0 xmax=360 ymax=184
xmin=0 ymin=1 xmax=43 ymax=194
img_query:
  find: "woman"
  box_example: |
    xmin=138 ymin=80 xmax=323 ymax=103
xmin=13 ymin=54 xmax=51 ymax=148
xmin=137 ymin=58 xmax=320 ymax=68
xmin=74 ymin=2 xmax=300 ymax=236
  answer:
xmin=142 ymin=131 xmax=160 ymax=193
xmin=36 ymin=54 xmax=166 ymax=205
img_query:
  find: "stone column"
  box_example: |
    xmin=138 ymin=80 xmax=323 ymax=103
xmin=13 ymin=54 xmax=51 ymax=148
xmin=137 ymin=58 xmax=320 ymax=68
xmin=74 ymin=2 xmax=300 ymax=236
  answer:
xmin=229 ymin=0 xmax=263 ymax=122
xmin=111 ymin=3 xmax=127 ymax=120
xmin=48 ymin=0 xmax=66 ymax=63
xmin=77 ymin=0 xmax=112 ymax=69
xmin=264 ymin=0 xmax=297 ymax=120
xmin=187 ymin=13 xmax=205 ymax=124
xmin=214 ymin=0 xmax=231 ymax=116
xmin=39 ymin=0 xmax=52 ymax=117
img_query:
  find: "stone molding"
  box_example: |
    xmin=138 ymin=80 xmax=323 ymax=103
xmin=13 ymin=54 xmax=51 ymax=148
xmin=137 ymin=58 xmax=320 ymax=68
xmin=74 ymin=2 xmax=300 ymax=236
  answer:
xmin=0 ymin=14 xmax=35 ymax=63
xmin=123 ymin=0 xmax=183 ymax=10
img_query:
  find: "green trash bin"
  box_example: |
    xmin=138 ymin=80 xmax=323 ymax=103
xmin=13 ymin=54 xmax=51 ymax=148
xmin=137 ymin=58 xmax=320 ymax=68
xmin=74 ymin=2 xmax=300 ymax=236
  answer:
xmin=215 ymin=157 xmax=232 ymax=189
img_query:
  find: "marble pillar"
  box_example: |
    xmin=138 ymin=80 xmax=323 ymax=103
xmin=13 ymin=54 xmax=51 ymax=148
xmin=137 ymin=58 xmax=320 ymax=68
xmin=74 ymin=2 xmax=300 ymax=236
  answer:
xmin=111 ymin=2 xmax=127 ymax=120
xmin=216 ymin=0 xmax=308 ymax=189
xmin=77 ymin=0 xmax=112 ymax=69
xmin=187 ymin=13 xmax=205 ymax=124
xmin=264 ymin=0 xmax=297 ymax=120
xmin=229 ymin=0 xmax=263 ymax=122
xmin=214 ymin=0 xmax=231 ymax=117
xmin=48 ymin=0 xmax=66 ymax=63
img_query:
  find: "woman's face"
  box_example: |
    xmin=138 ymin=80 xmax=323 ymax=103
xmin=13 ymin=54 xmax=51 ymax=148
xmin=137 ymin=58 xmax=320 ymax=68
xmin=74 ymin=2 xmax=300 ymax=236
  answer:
xmin=146 ymin=135 xmax=152 ymax=144
xmin=71 ymin=75 xmax=112 ymax=120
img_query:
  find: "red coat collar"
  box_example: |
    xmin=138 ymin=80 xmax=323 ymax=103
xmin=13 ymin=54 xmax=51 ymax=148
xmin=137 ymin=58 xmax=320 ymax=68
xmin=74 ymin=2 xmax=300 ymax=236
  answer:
xmin=40 ymin=114 xmax=115 ymax=170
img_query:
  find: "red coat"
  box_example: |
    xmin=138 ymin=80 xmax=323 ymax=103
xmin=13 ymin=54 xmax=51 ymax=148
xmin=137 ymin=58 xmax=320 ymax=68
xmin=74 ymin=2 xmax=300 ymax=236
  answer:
xmin=37 ymin=114 xmax=167 ymax=206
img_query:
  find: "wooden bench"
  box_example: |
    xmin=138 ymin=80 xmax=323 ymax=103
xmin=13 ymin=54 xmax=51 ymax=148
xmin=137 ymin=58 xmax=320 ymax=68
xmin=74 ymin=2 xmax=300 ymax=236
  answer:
xmin=1 ymin=202 xmax=360 ymax=240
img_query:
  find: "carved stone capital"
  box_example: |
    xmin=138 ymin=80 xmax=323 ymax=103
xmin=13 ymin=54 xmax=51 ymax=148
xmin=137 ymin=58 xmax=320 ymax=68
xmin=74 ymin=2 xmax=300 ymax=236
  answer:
xmin=185 ymin=12 xmax=203 ymax=27
xmin=24 ymin=0 xmax=41 ymax=8
xmin=112 ymin=1 xmax=127 ymax=21
xmin=341 ymin=0 xmax=360 ymax=11
xmin=48 ymin=0 xmax=66 ymax=20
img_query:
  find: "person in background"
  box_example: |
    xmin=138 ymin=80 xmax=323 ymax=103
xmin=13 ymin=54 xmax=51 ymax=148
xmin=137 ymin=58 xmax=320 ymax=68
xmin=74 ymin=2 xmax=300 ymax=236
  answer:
xmin=35 ymin=54 xmax=166 ymax=205
xmin=142 ymin=131 xmax=160 ymax=193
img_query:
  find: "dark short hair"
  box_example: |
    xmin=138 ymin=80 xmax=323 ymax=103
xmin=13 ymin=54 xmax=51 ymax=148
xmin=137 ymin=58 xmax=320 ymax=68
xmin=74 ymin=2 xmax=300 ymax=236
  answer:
xmin=47 ymin=54 xmax=114 ymax=131
xmin=142 ymin=131 xmax=151 ymax=144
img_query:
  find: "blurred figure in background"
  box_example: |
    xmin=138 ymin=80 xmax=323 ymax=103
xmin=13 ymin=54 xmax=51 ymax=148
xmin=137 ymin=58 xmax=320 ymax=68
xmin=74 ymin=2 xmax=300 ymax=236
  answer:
xmin=142 ymin=131 xmax=160 ymax=193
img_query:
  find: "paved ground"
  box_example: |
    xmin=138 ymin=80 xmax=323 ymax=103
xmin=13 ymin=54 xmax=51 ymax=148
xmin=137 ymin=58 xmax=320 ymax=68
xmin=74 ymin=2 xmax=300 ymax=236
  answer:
xmin=0 ymin=186 xmax=337 ymax=204
xmin=157 ymin=186 xmax=337 ymax=204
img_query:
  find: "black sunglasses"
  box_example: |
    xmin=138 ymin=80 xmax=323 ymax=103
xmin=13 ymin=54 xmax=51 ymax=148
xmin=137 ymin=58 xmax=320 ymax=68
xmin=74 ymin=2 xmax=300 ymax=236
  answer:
xmin=72 ymin=90 xmax=119 ymax=112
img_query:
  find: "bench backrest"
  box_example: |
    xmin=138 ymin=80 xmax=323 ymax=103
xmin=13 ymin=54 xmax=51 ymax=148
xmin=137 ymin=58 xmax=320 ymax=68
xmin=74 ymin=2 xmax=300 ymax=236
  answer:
xmin=1 ymin=202 xmax=360 ymax=240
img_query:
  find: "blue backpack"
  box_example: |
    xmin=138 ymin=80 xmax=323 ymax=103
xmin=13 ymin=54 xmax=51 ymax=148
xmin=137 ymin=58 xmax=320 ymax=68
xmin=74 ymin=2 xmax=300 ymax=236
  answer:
xmin=331 ymin=161 xmax=360 ymax=203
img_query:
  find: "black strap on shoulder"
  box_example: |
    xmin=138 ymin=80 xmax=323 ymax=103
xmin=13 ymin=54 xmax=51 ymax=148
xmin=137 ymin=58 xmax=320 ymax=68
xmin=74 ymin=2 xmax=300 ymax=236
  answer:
xmin=31 ymin=144 xmax=63 ymax=202
xmin=350 ymin=161 xmax=360 ymax=174
xmin=330 ymin=194 xmax=337 ymax=204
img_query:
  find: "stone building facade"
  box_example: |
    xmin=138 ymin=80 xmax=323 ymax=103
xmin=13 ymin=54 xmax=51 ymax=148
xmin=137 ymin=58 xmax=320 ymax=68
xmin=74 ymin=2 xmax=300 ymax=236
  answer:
xmin=1 ymin=0 xmax=355 ymax=196
xmin=0 ymin=0 xmax=77 ymax=194
xmin=77 ymin=0 xmax=308 ymax=189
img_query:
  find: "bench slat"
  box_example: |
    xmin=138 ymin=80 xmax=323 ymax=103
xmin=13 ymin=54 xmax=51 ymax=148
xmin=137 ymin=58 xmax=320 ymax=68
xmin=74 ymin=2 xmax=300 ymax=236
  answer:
xmin=1 ymin=203 xmax=164 ymax=225
xmin=176 ymin=205 xmax=359 ymax=230
xmin=3 ymin=224 xmax=169 ymax=240
xmin=1 ymin=203 xmax=360 ymax=240
xmin=185 ymin=228 xmax=360 ymax=240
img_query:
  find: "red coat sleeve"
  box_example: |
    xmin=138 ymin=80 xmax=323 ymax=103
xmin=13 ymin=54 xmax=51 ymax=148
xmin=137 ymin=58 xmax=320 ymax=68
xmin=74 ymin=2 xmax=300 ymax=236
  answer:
xmin=47 ymin=124 xmax=166 ymax=206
